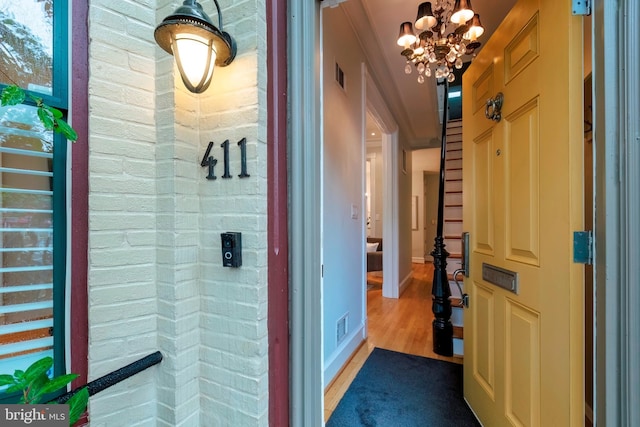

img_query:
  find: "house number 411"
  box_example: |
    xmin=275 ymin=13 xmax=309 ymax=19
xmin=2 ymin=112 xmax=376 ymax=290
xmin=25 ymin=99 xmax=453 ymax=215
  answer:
xmin=200 ymin=138 xmax=250 ymax=180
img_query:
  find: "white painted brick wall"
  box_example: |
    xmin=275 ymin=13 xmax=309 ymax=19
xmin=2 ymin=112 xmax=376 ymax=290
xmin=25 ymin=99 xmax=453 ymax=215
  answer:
xmin=87 ymin=0 xmax=161 ymax=424
xmin=87 ymin=0 xmax=269 ymax=425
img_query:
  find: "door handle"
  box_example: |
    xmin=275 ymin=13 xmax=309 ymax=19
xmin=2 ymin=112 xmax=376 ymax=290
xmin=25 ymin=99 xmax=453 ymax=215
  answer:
xmin=452 ymin=269 xmax=469 ymax=308
xmin=461 ymin=232 xmax=469 ymax=276
xmin=485 ymin=92 xmax=504 ymax=122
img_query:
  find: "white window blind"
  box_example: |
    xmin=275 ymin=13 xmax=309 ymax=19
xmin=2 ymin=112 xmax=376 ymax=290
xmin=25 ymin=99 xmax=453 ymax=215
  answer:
xmin=0 ymin=105 xmax=56 ymax=371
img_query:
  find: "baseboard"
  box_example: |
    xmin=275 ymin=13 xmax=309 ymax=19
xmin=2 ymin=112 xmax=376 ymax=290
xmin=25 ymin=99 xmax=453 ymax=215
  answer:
xmin=412 ymin=257 xmax=425 ymax=263
xmin=323 ymin=322 xmax=366 ymax=386
xmin=399 ymin=271 xmax=413 ymax=296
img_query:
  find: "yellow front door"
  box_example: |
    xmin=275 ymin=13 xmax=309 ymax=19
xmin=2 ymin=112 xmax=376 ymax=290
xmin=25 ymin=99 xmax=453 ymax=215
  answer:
xmin=462 ymin=0 xmax=584 ymax=425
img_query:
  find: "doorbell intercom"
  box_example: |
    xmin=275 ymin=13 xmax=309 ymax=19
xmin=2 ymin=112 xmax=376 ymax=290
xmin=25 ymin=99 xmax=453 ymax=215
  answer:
xmin=221 ymin=232 xmax=242 ymax=268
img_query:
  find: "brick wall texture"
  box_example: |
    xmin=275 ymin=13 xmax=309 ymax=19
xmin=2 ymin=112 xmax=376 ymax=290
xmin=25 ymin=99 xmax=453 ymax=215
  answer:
xmin=86 ymin=1 xmax=269 ymax=425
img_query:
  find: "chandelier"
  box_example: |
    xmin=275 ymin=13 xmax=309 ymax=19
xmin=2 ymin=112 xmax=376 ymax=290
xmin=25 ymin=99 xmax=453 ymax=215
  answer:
xmin=397 ymin=0 xmax=484 ymax=83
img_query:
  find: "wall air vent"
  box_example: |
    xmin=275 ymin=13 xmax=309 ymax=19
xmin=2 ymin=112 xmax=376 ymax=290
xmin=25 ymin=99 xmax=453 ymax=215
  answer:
xmin=336 ymin=313 xmax=348 ymax=344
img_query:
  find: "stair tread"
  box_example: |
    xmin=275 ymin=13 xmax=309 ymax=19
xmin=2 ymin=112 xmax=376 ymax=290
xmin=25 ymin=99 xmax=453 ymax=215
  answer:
xmin=453 ymin=325 xmax=464 ymax=339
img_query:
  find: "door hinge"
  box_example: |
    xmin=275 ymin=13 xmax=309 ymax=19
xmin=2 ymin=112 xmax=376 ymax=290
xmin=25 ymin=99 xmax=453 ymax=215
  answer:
xmin=572 ymin=0 xmax=591 ymax=16
xmin=573 ymin=231 xmax=594 ymax=264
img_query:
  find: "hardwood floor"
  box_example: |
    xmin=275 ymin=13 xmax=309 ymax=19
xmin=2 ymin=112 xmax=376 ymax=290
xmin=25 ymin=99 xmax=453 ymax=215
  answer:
xmin=324 ymin=262 xmax=462 ymax=422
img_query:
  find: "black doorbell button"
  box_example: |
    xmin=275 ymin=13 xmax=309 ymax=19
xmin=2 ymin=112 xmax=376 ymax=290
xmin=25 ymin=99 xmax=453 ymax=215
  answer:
xmin=221 ymin=232 xmax=242 ymax=267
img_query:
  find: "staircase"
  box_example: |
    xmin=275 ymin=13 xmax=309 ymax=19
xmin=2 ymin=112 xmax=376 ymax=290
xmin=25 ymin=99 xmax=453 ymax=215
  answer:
xmin=443 ymin=119 xmax=465 ymax=357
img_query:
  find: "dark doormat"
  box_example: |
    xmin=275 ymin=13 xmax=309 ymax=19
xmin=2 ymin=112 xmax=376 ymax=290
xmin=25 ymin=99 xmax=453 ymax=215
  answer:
xmin=326 ymin=348 xmax=480 ymax=427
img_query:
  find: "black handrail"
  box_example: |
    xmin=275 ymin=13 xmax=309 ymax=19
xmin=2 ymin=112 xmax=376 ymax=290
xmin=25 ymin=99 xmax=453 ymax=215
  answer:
xmin=54 ymin=351 xmax=163 ymax=404
xmin=431 ymin=80 xmax=453 ymax=356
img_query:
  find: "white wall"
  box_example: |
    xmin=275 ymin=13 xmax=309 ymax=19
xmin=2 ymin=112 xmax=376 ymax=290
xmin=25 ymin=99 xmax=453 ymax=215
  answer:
xmin=411 ymin=171 xmax=425 ymax=262
xmin=366 ymin=145 xmax=383 ymax=238
xmin=87 ymin=0 xmax=160 ymax=424
xmin=321 ymin=5 xmax=367 ymax=385
xmin=398 ymin=136 xmax=414 ymax=288
xmin=87 ymin=0 xmax=268 ymax=425
xmin=411 ymin=149 xmax=440 ymax=262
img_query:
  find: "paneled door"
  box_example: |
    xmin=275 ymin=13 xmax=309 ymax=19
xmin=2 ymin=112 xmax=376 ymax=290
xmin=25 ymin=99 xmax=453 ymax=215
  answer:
xmin=462 ymin=0 xmax=584 ymax=425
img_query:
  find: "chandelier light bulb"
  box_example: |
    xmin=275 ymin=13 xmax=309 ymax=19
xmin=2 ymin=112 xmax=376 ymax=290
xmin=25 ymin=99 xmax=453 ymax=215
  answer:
xmin=418 ymin=74 xmax=425 ymax=84
xmin=447 ymin=73 xmax=455 ymax=83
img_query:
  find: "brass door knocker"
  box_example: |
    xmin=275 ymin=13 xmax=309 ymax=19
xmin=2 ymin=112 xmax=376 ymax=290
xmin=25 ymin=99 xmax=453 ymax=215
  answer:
xmin=485 ymin=92 xmax=504 ymax=122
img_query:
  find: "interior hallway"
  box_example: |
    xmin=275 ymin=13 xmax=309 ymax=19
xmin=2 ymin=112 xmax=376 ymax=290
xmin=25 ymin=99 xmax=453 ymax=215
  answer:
xmin=324 ymin=262 xmax=462 ymax=422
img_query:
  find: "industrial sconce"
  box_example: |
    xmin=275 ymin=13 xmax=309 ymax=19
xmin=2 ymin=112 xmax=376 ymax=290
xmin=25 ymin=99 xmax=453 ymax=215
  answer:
xmin=154 ymin=0 xmax=237 ymax=93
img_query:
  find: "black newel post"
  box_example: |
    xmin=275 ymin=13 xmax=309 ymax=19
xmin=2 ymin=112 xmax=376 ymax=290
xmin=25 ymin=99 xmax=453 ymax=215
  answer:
xmin=431 ymin=79 xmax=453 ymax=356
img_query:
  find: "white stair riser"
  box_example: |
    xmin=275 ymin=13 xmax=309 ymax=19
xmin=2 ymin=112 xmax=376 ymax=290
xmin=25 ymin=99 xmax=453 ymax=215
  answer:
xmin=444 ymin=192 xmax=462 ymax=206
xmin=453 ymin=337 xmax=464 ymax=357
xmin=444 ymin=238 xmax=461 ymax=254
xmin=444 ymin=222 xmax=462 ymax=236
xmin=445 ymin=180 xmax=463 ymax=192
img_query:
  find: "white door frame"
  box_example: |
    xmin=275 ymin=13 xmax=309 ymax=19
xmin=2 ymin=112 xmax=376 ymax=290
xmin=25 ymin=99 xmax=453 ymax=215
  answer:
xmin=289 ymin=1 xmax=323 ymax=425
xmin=365 ymin=70 xmax=400 ymax=299
xmin=592 ymin=1 xmax=639 ymax=426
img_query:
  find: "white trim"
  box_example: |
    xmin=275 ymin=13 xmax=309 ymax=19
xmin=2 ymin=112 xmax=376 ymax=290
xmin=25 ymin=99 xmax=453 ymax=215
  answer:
xmin=592 ymin=0 xmax=639 ymax=425
xmin=412 ymin=257 xmax=426 ymax=264
xmin=289 ymin=0 xmax=323 ymax=425
xmin=323 ymin=322 xmax=366 ymax=386
xmin=382 ymin=132 xmax=400 ymax=298
xmin=398 ymin=270 xmax=413 ymax=296
xmin=365 ymin=70 xmax=400 ymax=299
xmin=617 ymin=1 xmax=640 ymax=425
xmin=366 ymin=152 xmax=378 ymax=238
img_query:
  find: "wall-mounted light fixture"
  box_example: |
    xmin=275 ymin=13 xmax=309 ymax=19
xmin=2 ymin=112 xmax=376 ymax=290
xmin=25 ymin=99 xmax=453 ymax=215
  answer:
xmin=154 ymin=0 xmax=236 ymax=93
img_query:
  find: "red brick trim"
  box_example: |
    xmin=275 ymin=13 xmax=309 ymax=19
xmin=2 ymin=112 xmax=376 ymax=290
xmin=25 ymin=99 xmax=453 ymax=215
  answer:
xmin=70 ymin=0 xmax=89 ymax=401
xmin=267 ymin=0 xmax=289 ymax=424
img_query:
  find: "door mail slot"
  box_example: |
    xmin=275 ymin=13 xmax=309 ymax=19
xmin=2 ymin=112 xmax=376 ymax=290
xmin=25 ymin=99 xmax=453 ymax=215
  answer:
xmin=482 ymin=263 xmax=519 ymax=294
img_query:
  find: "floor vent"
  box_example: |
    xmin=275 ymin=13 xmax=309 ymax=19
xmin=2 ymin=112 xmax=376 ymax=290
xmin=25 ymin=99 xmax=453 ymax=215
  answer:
xmin=337 ymin=313 xmax=348 ymax=344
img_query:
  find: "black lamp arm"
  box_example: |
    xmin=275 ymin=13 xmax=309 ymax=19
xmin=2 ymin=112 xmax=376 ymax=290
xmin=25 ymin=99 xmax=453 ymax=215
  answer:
xmin=212 ymin=0 xmax=223 ymax=31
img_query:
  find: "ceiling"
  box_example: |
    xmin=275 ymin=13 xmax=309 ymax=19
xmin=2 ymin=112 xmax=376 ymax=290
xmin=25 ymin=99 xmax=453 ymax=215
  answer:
xmin=338 ymin=0 xmax=518 ymax=149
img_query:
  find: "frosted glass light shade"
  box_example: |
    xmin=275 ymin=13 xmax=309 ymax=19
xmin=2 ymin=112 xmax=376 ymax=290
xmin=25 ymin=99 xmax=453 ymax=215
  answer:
xmin=172 ymin=33 xmax=217 ymax=93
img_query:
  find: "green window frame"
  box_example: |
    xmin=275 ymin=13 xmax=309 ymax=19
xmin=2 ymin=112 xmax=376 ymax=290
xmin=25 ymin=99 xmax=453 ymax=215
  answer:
xmin=0 ymin=0 xmax=69 ymax=402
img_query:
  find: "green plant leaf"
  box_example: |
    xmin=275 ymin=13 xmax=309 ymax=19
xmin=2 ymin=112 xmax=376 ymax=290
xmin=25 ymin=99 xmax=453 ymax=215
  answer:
xmin=48 ymin=105 xmax=63 ymax=119
xmin=54 ymin=118 xmax=78 ymax=142
xmin=14 ymin=370 xmax=25 ymax=380
xmin=23 ymin=357 xmax=53 ymax=383
xmin=5 ymin=384 xmax=25 ymax=394
xmin=0 ymin=374 xmax=16 ymax=386
xmin=67 ymin=387 xmax=89 ymax=426
xmin=37 ymin=106 xmax=55 ymax=130
xmin=0 ymin=85 xmax=25 ymax=106
xmin=40 ymin=373 xmax=78 ymax=395
xmin=26 ymin=372 xmax=52 ymax=404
